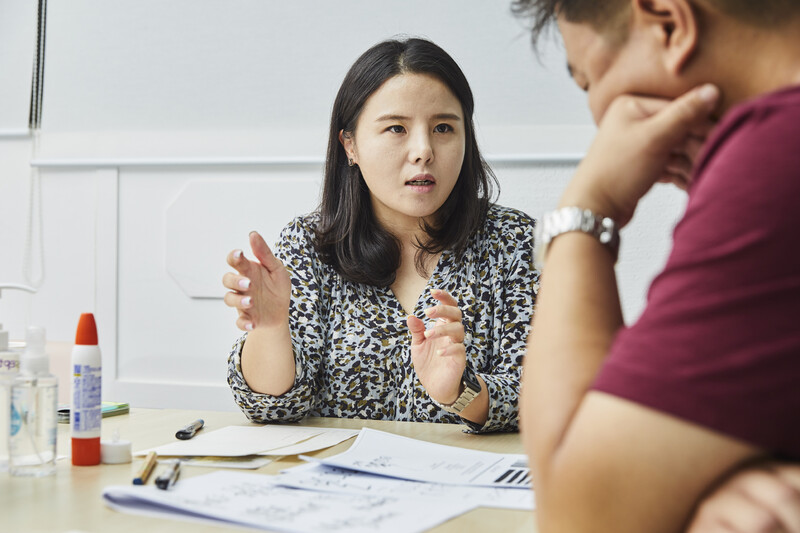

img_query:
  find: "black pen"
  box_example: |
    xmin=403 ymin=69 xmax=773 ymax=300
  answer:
xmin=155 ymin=460 xmax=181 ymax=490
xmin=175 ymin=419 xmax=204 ymax=440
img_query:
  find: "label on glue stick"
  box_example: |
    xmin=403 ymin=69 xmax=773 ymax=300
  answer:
xmin=72 ymin=351 xmax=102 ymax=437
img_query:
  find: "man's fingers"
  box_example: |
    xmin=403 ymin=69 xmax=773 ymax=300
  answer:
xmin=650 ymin=84 xmax=720 ymax=148
xmin=738 ymin=469 xmax=800 ymax=532
xmin=249 ymin=231 xmax=282 ymax=272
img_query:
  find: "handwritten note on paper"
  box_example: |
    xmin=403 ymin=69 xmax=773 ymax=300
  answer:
xmin=256 ymin=428 xmax=359 ymax=456
xmin=135 ymin=425 xmax=324 ymax=457
xmin=305 ymin=428 xmax=532 ymax=488
xmin=277 ymin=462 xmax=535 ymax=511
xmin=103 ymin=470 xmax=476 ymax=533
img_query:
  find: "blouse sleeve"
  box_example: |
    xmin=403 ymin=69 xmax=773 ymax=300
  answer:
xmin=226 ymin=216 xmax=327 ymax=423
xmin=470 ymin=209 xmax=538 ymax=433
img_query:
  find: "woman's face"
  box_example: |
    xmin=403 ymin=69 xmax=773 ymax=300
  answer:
xmin=341 ymin=73 xmax=466 ymax=233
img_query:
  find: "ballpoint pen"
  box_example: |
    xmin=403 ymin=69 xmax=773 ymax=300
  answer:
xmin=175 ymin=419 xmax=204 ymax=440
xmin=155 ymin=459 xmax=181 ymax=490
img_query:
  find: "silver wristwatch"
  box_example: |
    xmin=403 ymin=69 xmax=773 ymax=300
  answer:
xmin=432 ymin=367 xmax=481 ymax=415
xmin=534 ymin=206 xmax=620 ymax=269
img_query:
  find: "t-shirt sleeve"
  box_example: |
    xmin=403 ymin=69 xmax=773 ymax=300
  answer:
xmin=593 ymin=99 xmax=800 ymax=457
xmin=227 ymin=216 xmax=326 ymax=423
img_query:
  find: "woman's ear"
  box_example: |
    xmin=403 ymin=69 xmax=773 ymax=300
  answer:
xmin=338 ymin=130 xmax=357 ymax=164
xmin=633 ymin=0 xmax=698 ymax=74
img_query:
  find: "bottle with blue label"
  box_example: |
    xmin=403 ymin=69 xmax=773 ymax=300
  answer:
xmin=0 ymin=323 xmax=21 ymax=471
xmin=9 ymin=326 xmax=58 ymax=477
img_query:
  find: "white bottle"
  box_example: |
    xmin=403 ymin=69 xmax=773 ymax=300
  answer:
xmin=0 ymin=323 xmax=21 ymax=471
xmin=9 ymin=326 xmax=58 ymax=477
xmin=71 ymin=313 xmax=102 ymax=465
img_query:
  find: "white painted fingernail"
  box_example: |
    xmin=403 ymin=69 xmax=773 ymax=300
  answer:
xmin=233 ymin=250 xmax=242 ymax=259
xmin=239 ymin=279 xmax=251 ymax=289
xmin=245 ymin=323 xmax=253 ymax=331
xmin=424 ymin=308 xmax=435 ymax=317
xmin=424 ymin=329 xmax=433 ymax=339
xmin=241 ymin=296 xmax=252 ymax=306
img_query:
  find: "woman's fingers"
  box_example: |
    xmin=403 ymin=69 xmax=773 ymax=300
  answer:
xmin=431 ymin=288 xmax=458 ymax=306
xmin=249 ymin=231 xmax=283 ymax=272
xmin=235 ymin=316 xmax=254 ymax=332
xmin=434 ymin=341 xmax=466 ymax=360
xmin=425 ymin=304 xmax=463 ymax=323
xmin=407 ymin=315 xmax=427 ymax=346
xmin=227 ymin=248 xmax=248 ymax=269
xmin=223 ymin=291 xmax=253 ymax=310
xmin=222 ymin=272 xmax=251 ymax=292
xmin=426 ymin=289 xmax=463 ymax=322
xmin=423 ymin=320 xmax=465 ymax=344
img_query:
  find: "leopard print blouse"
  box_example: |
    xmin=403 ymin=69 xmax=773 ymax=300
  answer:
xmin=227 ymin=204 xmax=538 ymax=433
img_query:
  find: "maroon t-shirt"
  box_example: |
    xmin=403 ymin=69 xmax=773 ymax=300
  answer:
xmin=593 ymin=85 xmax=800 ymax=458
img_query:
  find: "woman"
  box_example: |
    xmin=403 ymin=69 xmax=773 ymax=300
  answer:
xmin=223 ymin=37 xmax=537 ymax=432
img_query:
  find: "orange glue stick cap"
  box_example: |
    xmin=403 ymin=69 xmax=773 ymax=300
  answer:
xmin=75 ymin=313 xmax=98 ymax=345
xmin=72 ymin=437 xmax=101 ymax=466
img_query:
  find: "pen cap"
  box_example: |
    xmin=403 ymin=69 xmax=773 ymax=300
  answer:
xmin=75 ymin=313 xmax=98 ymax=345
xmin=20 ymin=326 xmax=49 ymax=375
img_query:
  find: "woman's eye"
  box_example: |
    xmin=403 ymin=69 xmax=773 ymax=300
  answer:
xmin=434 ymin=123 xmax=453 ymax=133
xmin=387 ymin=125 xmax=405 ymax=134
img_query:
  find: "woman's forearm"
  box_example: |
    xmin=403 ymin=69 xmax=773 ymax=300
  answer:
xmin=240 ymin=319 xmax=296 ymax=395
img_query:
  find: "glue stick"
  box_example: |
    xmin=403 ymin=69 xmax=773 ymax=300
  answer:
xmin=71 ymin=313 xmax=102 ymax=465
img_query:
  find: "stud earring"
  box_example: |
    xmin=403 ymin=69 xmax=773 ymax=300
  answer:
xmin=348 ymin=158 xmax=355 ymax=167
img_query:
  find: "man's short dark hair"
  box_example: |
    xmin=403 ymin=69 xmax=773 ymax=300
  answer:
xmin=511 ymin=0 xmax=800 ymax=51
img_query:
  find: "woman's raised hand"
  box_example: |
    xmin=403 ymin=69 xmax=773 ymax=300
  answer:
xmin=408 ymin=288 xmax=467 ymax=405
xmin=223 ymin=231 xmax=292 ymax=331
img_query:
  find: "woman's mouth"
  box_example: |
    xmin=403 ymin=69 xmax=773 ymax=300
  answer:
xmin=405 ymin=174 xmax=436 ymax=187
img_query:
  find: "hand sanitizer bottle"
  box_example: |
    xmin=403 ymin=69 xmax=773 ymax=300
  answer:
xmin=0 ymin=323 xmax=21 ymax=471
xmin=9 ymin=326 xmax=58 ymax=477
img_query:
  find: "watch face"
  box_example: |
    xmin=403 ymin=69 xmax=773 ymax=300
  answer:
xmin=462 ymin=367 xmax=481 ymax=393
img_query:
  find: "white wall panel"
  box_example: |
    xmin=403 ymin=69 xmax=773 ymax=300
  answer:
xmin=165 ymin=175 xmax=322 ymax=298
xmin=0 ymin=0 xmax=685 ymax=410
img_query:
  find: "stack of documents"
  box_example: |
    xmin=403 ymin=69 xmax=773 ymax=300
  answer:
xmin=134 ymin=425 xmax=360 ymax=469
xmin=103 ymin=428 xmax=534 ymax=533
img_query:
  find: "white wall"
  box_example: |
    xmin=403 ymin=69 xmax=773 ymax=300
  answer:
xmin=0 ymin=0 xmax=686 ymax=410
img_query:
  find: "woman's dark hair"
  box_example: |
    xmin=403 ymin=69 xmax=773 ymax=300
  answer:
xmin=313 ymin=37 xmax=498 ymax=287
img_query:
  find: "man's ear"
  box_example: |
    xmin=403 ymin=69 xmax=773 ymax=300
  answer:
xmin=633 ymin=0 xmax=698 ymax=74
xmin=338 ymin=130 xmax=356 ymax=163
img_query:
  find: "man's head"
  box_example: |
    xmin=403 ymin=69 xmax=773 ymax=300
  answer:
xmin=512 ymin=0 xmax=800 ymax=50
xmin=512 ymin=0 xmax=800 ymax=121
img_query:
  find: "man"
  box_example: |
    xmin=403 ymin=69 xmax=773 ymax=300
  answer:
xmin=511 ymin=0 xmax=800 ymax=531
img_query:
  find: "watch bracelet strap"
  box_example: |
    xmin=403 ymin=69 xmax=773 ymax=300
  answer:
xmin=431 ymin=368 xmax=481 ymax=415
xmin=535 ymin=206 xmax=620 ymax=268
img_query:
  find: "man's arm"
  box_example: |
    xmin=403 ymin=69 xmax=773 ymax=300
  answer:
xmin=521 ymin=86 xmax=762 ymax=532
